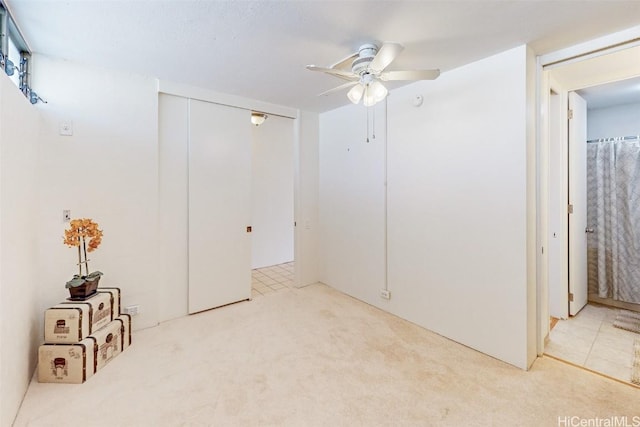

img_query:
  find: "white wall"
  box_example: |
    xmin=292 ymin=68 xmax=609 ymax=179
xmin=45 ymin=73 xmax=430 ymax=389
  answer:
xmin=251 ymin=115 xmax=294 ymax=269
xmin=319 ymin=45 xmax=536 ymax=369
xmin=158 ymin=94 xmax=189 ymax=321
xmin=0 ymin=73 xmax=41 ymax=427
xmin=319 ymin=102 xmax=387 ymax=304
xmin=587 ymin=102 xmax=640 ymax=140
xmin=525 ymin=46 xmax=537 ymax=365
xmin=294 ymin=111 xmax=320 ymax=287
xmin=32 ymin=55 xmax=160 ymax=331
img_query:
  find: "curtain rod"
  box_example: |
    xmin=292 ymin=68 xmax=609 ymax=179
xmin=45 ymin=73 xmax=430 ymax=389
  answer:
xmin=587 ymin=135 xmax=639 ymax=143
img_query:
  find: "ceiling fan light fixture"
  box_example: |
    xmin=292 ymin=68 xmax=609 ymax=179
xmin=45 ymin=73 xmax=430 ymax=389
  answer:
xmin=363 ymin=85 xmax=376 ymax=107
xmin=251 ymin=112 xmax=268 ymax=126
xmin=347 ymin=84 xmax=364 ymax=104
xmin=370 ymin=80 xmax=388 ymax=103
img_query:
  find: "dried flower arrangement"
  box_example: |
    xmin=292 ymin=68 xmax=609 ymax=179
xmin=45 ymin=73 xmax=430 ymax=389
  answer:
xmin=63 ymin=218 xmax=104 ymax=297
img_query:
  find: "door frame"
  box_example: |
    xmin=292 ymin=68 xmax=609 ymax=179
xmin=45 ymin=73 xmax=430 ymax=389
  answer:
xmin=538 ymin=71 xmax=570 ymax=356
xmin=157 ymin=81 xmax=304 ymax=321
xmin=536 ymin=28 xmax=640 ymax=355
xmin=545 ymin=77 xmax=570 ymax=322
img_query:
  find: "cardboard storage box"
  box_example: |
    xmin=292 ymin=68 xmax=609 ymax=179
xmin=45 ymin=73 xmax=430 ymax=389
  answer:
xmin=98 ymin=287 xmax=121 ymax=317
xmin=45 ymin=292 xmax=113 ymax=343
xmin=38 ymin=337 xmax=97 ymax=384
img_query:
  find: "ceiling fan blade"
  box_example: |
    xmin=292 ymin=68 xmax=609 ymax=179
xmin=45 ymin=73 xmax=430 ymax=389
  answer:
xmin=379 ymin=69 xmax=441 ymax=81
xmin=369 ymin=43 xmax=404 ymax=73
xmin=306 ymin=65 xmax=359 ymax=81
xmin=330 ymin=51 xmax=359 ymax=70
xmin=317 ymin=81 xmax=358 ymax=97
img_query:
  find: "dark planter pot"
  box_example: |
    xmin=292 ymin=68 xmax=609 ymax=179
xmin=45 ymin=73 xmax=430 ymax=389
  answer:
xmin=67 ymin=276 xmax=101 ymax=301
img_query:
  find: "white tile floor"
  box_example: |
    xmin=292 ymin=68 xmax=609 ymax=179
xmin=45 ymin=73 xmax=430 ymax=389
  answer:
xmin=251 ymin=261 xmax=294 ymax=298
xmin=545 ymin=304 xmax=639 ymax=384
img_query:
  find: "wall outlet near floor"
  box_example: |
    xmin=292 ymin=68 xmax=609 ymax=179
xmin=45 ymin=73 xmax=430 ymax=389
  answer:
xmin=380 ymin=289 xmax=391 ymax=300
xmin=123 ymin=305 xmax=140 ymax=316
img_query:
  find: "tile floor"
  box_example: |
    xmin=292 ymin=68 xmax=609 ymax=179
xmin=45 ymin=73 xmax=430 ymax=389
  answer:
xmin=545 ymin=304 xmax=639 ymax=384
xmin=251 ymin=261 xmax=294 ymax=298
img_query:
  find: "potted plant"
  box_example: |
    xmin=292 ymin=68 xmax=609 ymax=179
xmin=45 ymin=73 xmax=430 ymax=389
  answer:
xmin=63 ymin=218 xmax=104 ymax=300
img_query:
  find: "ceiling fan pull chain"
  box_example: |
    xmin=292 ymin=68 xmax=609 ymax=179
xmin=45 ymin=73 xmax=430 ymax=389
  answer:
xmin=366 ymin=106 xmax=370 ymax=143
xmin=372 ymin=107 xmax=376 ymax=140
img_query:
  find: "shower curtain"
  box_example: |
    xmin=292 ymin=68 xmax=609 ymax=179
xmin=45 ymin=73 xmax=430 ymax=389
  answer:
xmin=587 ymin=138 xmax=640 ymax=304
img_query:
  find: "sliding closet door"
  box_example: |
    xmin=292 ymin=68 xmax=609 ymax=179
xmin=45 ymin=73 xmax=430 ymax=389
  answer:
xmin=188 ymin=99 xmax=252 ymax=313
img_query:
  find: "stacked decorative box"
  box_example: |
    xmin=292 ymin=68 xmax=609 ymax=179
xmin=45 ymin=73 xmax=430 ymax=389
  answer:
xmin=38 ymin=288 xmax=131 ymax=384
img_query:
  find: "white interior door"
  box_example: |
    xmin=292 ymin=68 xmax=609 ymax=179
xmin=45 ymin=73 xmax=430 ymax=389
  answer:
xmin=188 ymin=99 xmax=252 ymax=314
xmin=568 ymin=91 xmax=588 ymax=316
xmin=548 ymin=89 xmax=568 ymax=319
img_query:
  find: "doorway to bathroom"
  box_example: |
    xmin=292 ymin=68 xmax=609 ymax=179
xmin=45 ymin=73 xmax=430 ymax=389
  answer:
xmin=543 ymin=68 xmax=640 ymax=385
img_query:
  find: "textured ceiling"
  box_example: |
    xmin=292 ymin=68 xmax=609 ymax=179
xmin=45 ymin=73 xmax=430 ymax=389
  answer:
xmin=6 ymin=0 xmax=640 ymax=112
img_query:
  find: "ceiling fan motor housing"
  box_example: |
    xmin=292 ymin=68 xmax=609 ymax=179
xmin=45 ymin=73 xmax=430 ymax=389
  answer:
xmin=351 ymin=43 xmax=378 ymax=75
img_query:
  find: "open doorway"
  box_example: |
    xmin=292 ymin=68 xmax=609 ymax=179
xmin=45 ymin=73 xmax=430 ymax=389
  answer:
xmin=250 ymin=114 xmax=296 ymax=297
xmin=543 ymin=73 xmax=640 ymax=385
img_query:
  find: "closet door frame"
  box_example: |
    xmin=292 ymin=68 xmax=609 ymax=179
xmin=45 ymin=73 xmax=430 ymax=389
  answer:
xmin=157 ymin=81 xmax=302 ymax=320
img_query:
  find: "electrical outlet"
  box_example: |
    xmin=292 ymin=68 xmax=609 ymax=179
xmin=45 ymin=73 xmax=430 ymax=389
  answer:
xmin=123 ymin=305 xmax=140 ymax=316
xmin=59 ymin=121 xmax=73 ymax=136
xmin=380 ymin=289 xmax=391 ymax=300
xmin=63 ymin=210 xmax=71 ymax=222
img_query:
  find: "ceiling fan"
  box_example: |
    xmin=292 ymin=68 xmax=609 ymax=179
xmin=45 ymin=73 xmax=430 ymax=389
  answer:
xmin=306 ymin=42 xmax=440 ymax=106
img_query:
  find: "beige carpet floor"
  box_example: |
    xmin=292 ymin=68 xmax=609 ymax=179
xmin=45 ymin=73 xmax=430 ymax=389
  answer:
xmin=14 ymin=283 xmax=639 ymax=426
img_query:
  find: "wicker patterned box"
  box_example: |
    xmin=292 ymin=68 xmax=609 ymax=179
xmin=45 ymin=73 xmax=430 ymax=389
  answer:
xmin=44 ymin=292 xmax=112 ymax=344
xmin=38 ymin=337 xmax=97 ymax=384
